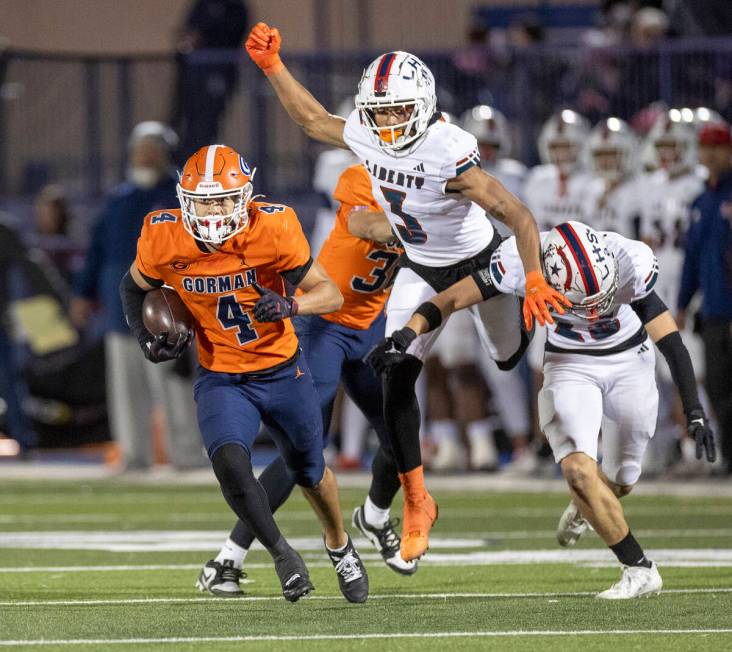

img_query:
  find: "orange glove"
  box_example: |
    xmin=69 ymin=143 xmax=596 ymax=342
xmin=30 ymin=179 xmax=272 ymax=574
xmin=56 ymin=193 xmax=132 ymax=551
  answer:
xmin=245 ymin=22 xmax=283 ymax=76
xmin=523 ymin=271 xmax=570 ymax=330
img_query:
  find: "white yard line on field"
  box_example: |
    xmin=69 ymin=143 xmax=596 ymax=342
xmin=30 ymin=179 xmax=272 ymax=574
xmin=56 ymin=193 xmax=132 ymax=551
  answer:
xmin=0 ymin=547 xmax=731 ymax=569
xmin=1 ymin=628 xmax=732 ymax=647
xmin=1 ymin=588 xmax=731 ymax=608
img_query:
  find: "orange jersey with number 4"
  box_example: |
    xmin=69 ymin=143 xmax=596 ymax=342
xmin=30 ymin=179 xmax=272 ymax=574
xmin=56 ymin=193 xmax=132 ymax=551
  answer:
xmin=316 ymin=164 xmax=401 ymax=330
xmin=134 ymin=202 xmax=311 ymax=373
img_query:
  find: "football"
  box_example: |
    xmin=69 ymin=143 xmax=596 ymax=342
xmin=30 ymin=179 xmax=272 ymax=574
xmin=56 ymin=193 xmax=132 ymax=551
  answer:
xmin=142 ymin=287 xmax=194 ymax=344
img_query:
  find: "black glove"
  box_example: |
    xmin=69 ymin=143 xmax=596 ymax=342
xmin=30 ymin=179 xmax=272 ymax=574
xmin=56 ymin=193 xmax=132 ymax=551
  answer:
xmin=687 ymin=408 xmax=716 ymax=463
xmin=365 ymin=327 xmax=417 ymax=374
xmin=252 ymin=282 xmax=298 ymax=322
xmin=141 ymin=331 xmax=192 ymax=363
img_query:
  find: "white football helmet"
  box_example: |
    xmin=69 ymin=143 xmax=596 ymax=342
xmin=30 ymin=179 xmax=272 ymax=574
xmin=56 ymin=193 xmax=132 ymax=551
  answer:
xmin=542 ymin=221 xmax=618 ymax=320
xmin=587 ymin=117 xmax=639 ymax=182
xmin=538 ymin=110 xmax=590 ymax=175
xmin=355 ymin=51 xmax=437 ymax=155
xmin=648 ymin=109 xmax=697 ymax=175
xmin=461 ymin=104 xmax=511 ymax=158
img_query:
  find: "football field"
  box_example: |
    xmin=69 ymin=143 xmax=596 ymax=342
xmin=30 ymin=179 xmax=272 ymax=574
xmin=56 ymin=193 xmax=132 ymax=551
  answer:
xmin=1 ymin=476 xmax=731 ymax=651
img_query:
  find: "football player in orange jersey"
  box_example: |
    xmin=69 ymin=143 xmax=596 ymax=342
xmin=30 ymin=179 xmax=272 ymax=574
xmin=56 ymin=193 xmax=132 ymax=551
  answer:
xmin=198 ymin=163 xmax=417 ymax=597
xmin=119 ymin=144 xmax=369 ymax=604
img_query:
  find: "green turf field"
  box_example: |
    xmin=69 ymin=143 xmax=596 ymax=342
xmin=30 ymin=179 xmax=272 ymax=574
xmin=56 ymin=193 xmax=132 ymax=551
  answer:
xmin=0 ymin=479 xmax=731 ymax=651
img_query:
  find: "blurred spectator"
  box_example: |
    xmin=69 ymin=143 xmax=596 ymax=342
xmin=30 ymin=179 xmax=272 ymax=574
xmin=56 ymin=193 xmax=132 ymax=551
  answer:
xmin=71 ymin=121 xmax=205 ymax=471
xmin=171 ymin=0 xmax=249 ymax=159
xmin=678 ymin=122 xmax=732 ymax=475
xmin=30 ymin=184 xmax=81 ymax=285
xmin=630 ymin=7 xmax=669 ymax=48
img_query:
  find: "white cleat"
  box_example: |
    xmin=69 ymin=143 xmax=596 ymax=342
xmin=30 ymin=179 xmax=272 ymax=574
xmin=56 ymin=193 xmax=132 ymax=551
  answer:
xmin=556 ymin=501 xmax=592 ymax=547
xmin=196 ymin=559 xmax=244 ymax=597
xmin=596 ymin=562 xmax=663 ymax=599
xmin=469 ymin=434 xmax=498 ymax=472
xmin=430 ymin=438 xmax=466 ymax=472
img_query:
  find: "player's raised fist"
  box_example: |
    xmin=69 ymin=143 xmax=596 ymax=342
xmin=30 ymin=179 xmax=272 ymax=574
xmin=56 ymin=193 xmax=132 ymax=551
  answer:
xmin=245 ymin=22 xmax=283 ymax=75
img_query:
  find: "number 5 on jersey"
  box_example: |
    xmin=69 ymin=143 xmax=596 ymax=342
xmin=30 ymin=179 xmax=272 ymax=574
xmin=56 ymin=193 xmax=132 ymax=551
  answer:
xmin=380 ymin=186 xmax=427 ymax=245
xmin=217 ymin=294 xmax=259 ymax=345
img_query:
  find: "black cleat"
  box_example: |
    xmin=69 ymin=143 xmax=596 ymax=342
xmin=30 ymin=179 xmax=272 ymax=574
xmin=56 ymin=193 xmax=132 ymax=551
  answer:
xmin=326 ymin=534 xmax=369 ymax=603
xmin=196 ymin=559 xmax=245 ymax=597
xmin=273 ymin=549 xmax=314 ymax=603
xmin=352 ymin=506 xmax=418 ymax=576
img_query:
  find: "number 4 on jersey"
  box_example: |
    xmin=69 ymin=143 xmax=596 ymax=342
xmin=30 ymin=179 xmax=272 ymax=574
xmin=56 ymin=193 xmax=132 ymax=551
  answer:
xmin=217 ymin=294 xmax=258 ymax=345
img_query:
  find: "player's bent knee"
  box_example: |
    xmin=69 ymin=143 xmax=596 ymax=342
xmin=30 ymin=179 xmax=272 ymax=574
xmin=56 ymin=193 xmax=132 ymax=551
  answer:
xmin=560 ymin=453 xmax=598 ymax=493
xmin=210 ymin=443 xmax=255 ymax=495
xmin=495 ymin=330 xmax=531 ymax=371
xmin=612 ymin=462 xmax=642 ymax=488
xmin=291 ymin=456 xmax=326 ymax=489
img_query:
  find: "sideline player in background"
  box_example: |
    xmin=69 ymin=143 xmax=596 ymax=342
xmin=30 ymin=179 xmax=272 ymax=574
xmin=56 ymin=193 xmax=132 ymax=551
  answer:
xmin=369 ymin=220 xmax=716 ymax=598
xmin=198 ymin=162 xmax=416 ymax=597
xmin=245 ymin=22 xmax=563 ymax=561
xmin=120 ymin=144 xmax=368 ymax=603
xmin=524 ymin=110 xmax=593 ymax=231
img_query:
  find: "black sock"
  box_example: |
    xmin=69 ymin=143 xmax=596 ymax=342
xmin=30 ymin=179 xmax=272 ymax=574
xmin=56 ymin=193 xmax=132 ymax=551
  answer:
xmin=229 ymin=455 xmax=296 ymax=550
xmin=368 ymin=446 xmax=401 ymax=509
xmin=210 ymin=444 xmax=283 ymax=552
xmin=609 ymin=531 xmax=652 ymax=568
xmin=382 ymin=356 xmax=423 ymax=472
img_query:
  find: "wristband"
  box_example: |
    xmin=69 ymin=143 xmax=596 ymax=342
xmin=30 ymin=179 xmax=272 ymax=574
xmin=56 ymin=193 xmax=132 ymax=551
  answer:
xmin=415 ymin=301 xmax=443 ymax=332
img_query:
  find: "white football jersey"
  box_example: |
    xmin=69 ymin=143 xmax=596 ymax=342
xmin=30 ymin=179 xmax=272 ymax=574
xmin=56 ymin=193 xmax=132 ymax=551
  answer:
xmin=343 ymin=110 xmax=495 ymax=266
xmin=490 ymin=232 xmax=658 ymax=353
xmin=524 ymin=164 xmax=593 ymax=231
xmin=639 ymin=168 xmax=704 ymax=305
xmin=583 ymin=175 xmax=642 ymax=237
xmin=485 ymin=158 xmax=527 ymax=237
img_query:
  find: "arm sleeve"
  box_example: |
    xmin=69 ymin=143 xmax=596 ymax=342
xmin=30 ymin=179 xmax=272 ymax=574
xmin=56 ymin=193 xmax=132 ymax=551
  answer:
xmin=119 ymin=271 xmax=152 ymax=347
xmin=655 ymin=331 xmax=702 ymax=418
xmin=630 ymin=290 xmax=668 ymax=324
xmin=677 ymin=213 xmax=702 ymax=311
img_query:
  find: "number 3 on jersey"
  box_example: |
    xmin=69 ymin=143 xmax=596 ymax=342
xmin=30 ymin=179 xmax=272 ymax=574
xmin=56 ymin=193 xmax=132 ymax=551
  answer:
xmin=351 ymin=249 xmax=401 ymax=293
xmin=217 ymin=294 xmax=258 ymax=345
xmin=380 ymin=186 xmax=427 ymax=244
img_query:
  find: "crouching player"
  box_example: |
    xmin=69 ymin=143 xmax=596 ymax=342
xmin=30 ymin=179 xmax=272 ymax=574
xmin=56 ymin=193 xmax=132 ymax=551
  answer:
xmin=199 ymin=162 xmax=416 ymax=598
xmin=120 ymin=144 xmax=368 ymax=603
xmin=368 ymin=220 xmax=716 ymax=598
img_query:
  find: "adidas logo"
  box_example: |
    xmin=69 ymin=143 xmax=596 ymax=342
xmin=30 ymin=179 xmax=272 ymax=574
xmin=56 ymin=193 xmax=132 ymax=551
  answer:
xmin=413 ymin=162 xmax=425 ymax=173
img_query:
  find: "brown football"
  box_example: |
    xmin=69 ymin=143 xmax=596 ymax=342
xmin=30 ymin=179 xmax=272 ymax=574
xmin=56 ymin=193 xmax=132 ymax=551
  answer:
xmin=143 ymin=287 xmax=194 ymax=344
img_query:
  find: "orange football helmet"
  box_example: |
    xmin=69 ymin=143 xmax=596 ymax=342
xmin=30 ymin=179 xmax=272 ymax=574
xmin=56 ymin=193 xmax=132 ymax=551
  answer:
xmin=176 ymin=145 xmax=256 ymax=244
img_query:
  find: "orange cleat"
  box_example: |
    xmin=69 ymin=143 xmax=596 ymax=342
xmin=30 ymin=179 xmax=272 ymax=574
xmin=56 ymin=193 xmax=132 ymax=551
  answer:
xmin=398 ymin=466 xmax=438 ymax=561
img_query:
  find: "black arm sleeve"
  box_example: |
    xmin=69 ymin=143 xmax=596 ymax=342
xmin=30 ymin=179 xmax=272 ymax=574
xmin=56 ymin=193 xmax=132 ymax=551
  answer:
xmin=655 ymin=331 xmax=703 ymax=418
xmin=282 ymin=257 xmax=314 ymax=286
xmin=470 ymin=268 xmax=502 ymax=301
xmin=119 ymin=271 xmax=152 ymax=346
xmin=630 ymin=290 xmax=667 ymax=324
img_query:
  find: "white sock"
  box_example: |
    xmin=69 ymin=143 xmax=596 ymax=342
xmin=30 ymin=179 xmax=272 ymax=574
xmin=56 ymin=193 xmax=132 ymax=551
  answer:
xmin=466 ymin=419 xmax=493 ymax=446
xmin=431 ymin=419 xmax=459 ymax=444
xmin=363 ymin=495 xmax=390 ymax=529
xmin=214 ymin=537 xmax=248 ymax=569
xmin=326 ymin=539 xmax=349 ymax=553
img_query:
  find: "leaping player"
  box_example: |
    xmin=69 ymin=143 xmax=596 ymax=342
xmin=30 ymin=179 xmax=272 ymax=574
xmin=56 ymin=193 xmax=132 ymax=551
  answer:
xmin=244 ymin=22 xmax=567 ymax=561
xmin=367 ymin=220 xmax=716 ymax=598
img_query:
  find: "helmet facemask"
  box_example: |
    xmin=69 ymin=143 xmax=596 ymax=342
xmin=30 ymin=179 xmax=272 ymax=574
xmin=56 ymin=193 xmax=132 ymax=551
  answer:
xmin=177 ymin=180 xmax=254 ymax=245
xmin=358 ymin=98 xmax=432 ymax=152
xmin=566 ymin=262 xmax=619 ymax=321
